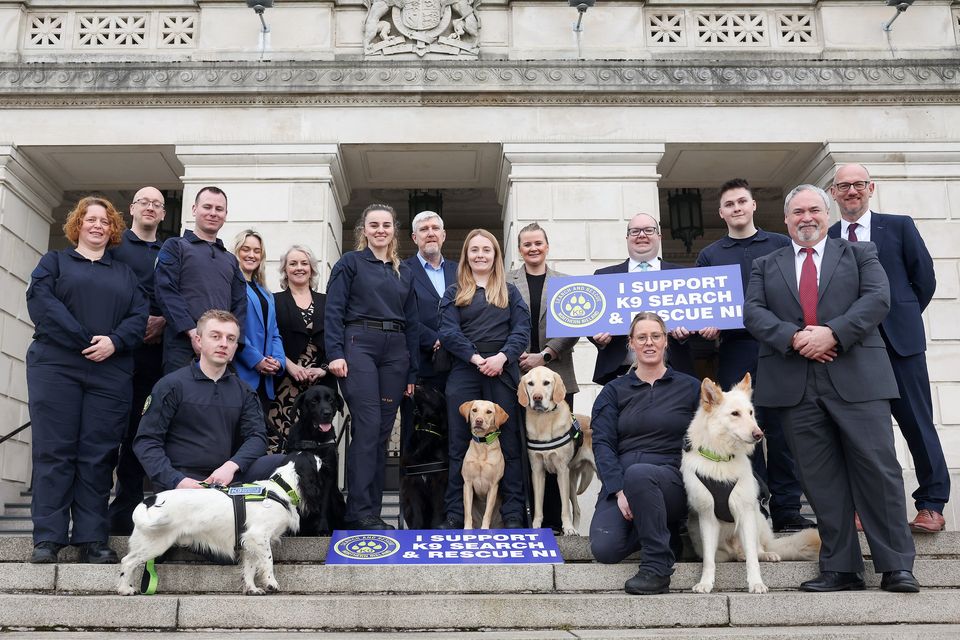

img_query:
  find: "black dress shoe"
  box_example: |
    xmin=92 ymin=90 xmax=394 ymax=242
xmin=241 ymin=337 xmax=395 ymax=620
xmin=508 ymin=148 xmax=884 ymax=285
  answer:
xmin=436 ymin=515 xmax=464 ymax=530
xmin=76 ymin=541 xmax=119 ymax=564
xmin=624 ymin=568 xmax=671 ymax=595
xmin=800 ymin=571 xmax=865 ymax=592
xmin=773 ymin=512 xmax=817 ymax=533
xmin=502 ymin=515 xmax=527 ymax=529
xmin=881 ymin=570 xmax=920 ymax=593
xmin=30 ymin=541 xmax=64 ymax=564
xmin=343 ymin=515 xmax=396 ymax=531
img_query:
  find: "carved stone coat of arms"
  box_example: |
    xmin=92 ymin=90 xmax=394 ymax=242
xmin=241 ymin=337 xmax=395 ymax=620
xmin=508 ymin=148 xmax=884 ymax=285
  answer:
xmin=363 ymin=0 xmax=480 ymax=57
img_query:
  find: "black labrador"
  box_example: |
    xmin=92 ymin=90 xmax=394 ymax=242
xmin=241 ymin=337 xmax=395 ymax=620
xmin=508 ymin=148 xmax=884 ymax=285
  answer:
xmin=400 ymin=384 xmax=449 ymax=529
xmin=282 ymin=384 xmax=346 ymax=535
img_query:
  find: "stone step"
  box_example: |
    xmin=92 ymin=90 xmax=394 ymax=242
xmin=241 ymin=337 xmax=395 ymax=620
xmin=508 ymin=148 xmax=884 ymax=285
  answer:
xmin=0 ymin=516 xmax=33 ymax=531
xmin=3 ymin=558 xmax=959 ymax=595
xmin=0 ymin=531 xmax=957 ymax=563
xmin=0 ymin=590 xmax=958 ymax=630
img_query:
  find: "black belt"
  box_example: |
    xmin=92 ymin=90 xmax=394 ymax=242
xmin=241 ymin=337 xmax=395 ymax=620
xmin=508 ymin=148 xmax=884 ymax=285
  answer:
xmin=474 ymin=341 xmax=505 ymax=357
xmin=348 ymin=320 xmax=405 ymax=332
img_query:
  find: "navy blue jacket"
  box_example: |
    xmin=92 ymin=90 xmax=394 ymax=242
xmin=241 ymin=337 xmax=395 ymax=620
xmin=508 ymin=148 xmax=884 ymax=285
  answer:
xmin=589 ymin=259 xmax=695 ymax=384
xmin=133 ymin=363 xmax=267 ymax=490
xmin=591 ymin=368 xmax=700 ymax=498
xmin=110 ymin=229 xmax=163 ymax=316
xmin=402 ymin=254 xmax=457 ymax=379
xmin=235 ymin=280 xmax=286 ymax=398
xmin=829 ymin=212 xmax=935 ymax=357
xmin=26 ymin=248 xmax=148 ymax=355
xmin=154 ymin=230 xmax=247 ymax=337
xmin=324 ymin=248 xmax=421 ymax=383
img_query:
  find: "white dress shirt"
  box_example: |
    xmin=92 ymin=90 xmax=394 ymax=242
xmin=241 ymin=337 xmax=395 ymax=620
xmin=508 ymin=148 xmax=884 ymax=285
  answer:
xmin=840 ymin=210 xmax=872 ymax=243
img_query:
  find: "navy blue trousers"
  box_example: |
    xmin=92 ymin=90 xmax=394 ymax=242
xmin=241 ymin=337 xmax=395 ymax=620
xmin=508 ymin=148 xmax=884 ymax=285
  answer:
xmin=27 ymin=342 xmax=132 ymax=545
xmin=889 ymin=349 xmax=950 ymax=512
xmin=339 ymin=326 xmax=410 ymax=521
xmin=443 ymin=364 xmax=526 ymax=522
xmin=589 ymin=460 xmax=686 ymax=577
xmin=162 ymin=327 xmax=195 ymax=375
xmin=719 ymin=337 xmax=803 ymax=519
xmin=108 ymin=342 xmax=163 ymax=534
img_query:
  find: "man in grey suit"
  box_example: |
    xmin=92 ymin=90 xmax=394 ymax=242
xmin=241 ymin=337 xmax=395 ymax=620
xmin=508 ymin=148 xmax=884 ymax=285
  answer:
xmin=744 ymin=184 xmax=918 ymax=593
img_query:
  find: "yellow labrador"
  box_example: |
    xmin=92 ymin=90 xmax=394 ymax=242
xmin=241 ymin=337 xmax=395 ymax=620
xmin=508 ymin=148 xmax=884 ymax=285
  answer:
xmin=460 ymin=400 xmax=508 ymax=530
xmin=518 ymin=366 xmax=597 ymax=535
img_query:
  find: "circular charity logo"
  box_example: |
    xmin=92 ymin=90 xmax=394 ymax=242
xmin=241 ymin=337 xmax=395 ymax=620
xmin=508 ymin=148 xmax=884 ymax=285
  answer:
xmin=333 ymin=534 xmax=400 ymax=560
xmin=550 ymin=283 xmax=605 ymax=328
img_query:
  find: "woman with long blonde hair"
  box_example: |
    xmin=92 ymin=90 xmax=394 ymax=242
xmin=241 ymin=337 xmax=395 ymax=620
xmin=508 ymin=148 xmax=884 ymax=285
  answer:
xmin=437 ymin=229 xmax=531 ymax=529
xmin=324 ymin=203 xmax=420 ymax=530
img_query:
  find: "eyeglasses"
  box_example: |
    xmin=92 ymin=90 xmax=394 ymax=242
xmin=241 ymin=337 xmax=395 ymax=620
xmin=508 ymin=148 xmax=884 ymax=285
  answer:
xmin=832 ymin=181 xmax=870 ymax=193
xmin=633 ymin=332 xmax=665 ymax=343
xmin=133 ymin=198 xmax=165 ymax=210
xmin=627 ymin=227 xmax=659 ymax=238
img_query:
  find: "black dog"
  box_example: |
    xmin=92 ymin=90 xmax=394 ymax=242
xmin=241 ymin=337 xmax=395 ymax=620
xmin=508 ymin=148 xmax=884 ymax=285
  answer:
xmin=282 ymin=385 xmax=346 ymax=535
xmin=400 ymin=384 xmax=449 ymax=529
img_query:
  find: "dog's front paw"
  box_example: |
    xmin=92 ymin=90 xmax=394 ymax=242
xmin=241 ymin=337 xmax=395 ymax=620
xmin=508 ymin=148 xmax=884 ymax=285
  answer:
xmin=748 ymin=581 xmax=769 ymax=594
xmin=759 ymin=551 xmax=781 ymax=562
xmin=265 ymin=581 xmax=280 ymax=593
xmin=117 ymin=584 xmax=137 ymax=596
xmin=244 ymin=587 xmax=266 ymax=596
xmin=691 ymin=581 xmax=714 ymax=594
xmin=561 ymin=526 xmax=579 ymax=536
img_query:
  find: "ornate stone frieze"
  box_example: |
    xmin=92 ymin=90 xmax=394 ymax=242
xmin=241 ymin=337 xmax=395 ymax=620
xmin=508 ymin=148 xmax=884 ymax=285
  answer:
xmin=362 ymin=0 xmax=480 ymax=58
xmin=0 ymin=60 xmax=956 ymax=106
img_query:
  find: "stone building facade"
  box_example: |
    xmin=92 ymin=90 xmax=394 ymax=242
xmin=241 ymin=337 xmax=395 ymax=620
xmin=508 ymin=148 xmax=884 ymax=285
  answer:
xmin=0 ymin=0 xmax=957 ymax=524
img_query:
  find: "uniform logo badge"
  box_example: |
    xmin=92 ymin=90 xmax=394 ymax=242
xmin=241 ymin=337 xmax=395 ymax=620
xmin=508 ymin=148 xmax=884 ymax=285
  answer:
xmin=550 ymin=283 xmax=606 ymax=329
xmin=333 ymin=534 xmax=401 ymax=560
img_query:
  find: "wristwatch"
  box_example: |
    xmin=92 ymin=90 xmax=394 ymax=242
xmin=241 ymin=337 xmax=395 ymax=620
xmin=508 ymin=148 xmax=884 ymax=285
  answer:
xmin=540 ymin=350 xmax=554 ymax=363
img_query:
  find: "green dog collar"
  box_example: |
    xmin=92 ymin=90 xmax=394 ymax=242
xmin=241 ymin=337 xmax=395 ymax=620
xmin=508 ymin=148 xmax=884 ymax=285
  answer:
xmin=471 ymin=430 xmax=501 ymax=445
xmin=697 ymin=446 xmax=734 ymax=463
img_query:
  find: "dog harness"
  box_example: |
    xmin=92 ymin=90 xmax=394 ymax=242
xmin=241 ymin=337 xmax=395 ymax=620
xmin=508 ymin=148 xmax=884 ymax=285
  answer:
xmin=694 ymin=473 xmax=738 ymax=524
xmin=526 ymin=416 xmax=584 ymax=453
xmin=139 ymin=473 xmax=300 ymax=595
xmin=471 ymin=430 xmax=501 ymax=444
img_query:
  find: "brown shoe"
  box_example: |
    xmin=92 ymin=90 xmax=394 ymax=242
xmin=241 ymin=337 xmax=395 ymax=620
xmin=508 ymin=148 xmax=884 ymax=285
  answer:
xmin=910 ymin=509 xmax=946 ymax=533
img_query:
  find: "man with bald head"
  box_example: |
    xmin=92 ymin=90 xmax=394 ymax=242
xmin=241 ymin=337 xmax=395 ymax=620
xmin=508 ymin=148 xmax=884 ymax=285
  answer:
xmin=107 ymin=187 xmax=168 ymax=534
xmin=590 ymin=213 xmax=694 ymax=385
xmin=828 ymin=163 xmax=947 ymax=533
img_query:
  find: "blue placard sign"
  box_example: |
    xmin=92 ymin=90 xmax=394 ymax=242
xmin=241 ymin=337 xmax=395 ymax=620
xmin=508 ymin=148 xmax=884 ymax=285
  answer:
xmin=546 ymin=264 xmax=745 ymax=337
xmin=325 ymin=529 xmax=563 ymax=565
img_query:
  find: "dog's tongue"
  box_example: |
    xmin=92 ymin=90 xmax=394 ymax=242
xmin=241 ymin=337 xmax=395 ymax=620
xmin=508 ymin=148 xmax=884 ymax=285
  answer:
xmin=319 ymin=422 xmax=333 ymax=433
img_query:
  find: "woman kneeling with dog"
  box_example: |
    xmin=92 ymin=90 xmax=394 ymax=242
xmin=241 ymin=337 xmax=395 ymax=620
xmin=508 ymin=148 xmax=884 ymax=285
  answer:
xmin=437 ymin=229 xmax=530 ymax=529
xmin=590 ymin=311 xmax=700 ymax=595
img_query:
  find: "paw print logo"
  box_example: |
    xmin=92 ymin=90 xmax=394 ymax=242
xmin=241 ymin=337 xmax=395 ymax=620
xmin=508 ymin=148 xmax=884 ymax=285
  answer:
xmin=551 ymin=284 xmax=605 ymax=328
xmin=334 ymin=534 xmax=400 ymax=560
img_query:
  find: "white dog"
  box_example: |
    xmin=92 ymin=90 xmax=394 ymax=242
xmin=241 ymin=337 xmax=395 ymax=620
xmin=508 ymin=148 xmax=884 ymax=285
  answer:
xmin=117 ymin=452 xmax=323 ymax=596
xmin=518 ymin=366 xmax=596 ymax=535
xmin=682 ymin=374 xmax=820 ymax=594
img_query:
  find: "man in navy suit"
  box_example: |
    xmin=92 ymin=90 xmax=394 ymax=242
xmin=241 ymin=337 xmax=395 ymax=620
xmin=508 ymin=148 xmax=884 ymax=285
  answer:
xmin=829 ymin=163 xmax=948 ymax=533
xmin=590 ymin=213 xmax=694 ymax=385
xmin=400 ymin=211 xmax=458 ymax=450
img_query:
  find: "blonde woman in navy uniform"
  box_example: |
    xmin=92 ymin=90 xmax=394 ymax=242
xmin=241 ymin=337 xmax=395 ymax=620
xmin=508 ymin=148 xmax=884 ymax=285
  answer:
xmin=325 ymin=204 xmax=420 ymax=530
xmin=26 ymin=196 xmax=148 ymax=564
xmin=438 ymin=229 xmax=531 ymax=529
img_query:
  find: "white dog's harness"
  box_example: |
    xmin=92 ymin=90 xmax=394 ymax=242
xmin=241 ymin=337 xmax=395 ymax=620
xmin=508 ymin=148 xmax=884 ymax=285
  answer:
xmin=683 ymin=434 xmax=737 ymax=523
xmin=526 ymin=417 xmax=584 ymax=453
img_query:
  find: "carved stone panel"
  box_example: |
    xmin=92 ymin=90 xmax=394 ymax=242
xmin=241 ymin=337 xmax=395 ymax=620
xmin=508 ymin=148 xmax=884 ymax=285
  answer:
xmin=362 ymin=0 xmax=480 ymax=58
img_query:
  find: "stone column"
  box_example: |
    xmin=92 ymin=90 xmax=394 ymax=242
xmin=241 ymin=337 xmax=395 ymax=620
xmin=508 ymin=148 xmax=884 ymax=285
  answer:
xmin=497 ymin=143 xmax=666 ymax=272
xmin=0 ymin=145 xmax=61 ymax=494
xmin=797 ymin=141 xmax=960 ymax=525
xmin=175 ymin=144 xmax=350 ymax=290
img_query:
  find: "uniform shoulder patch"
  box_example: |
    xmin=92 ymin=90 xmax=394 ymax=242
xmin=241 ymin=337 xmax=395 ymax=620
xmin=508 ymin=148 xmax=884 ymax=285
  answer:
xmin=142 ymin=395 xmax=152 ymax=415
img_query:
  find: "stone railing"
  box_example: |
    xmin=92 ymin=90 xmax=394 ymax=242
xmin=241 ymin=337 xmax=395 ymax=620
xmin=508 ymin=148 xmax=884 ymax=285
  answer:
xmin=23 ymin=10 xmax=198 ymax=52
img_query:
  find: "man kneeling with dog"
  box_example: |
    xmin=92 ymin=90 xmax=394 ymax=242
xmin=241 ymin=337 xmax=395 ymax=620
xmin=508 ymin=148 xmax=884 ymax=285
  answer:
xmin=134 ymin=309 xmax=286 ymax=493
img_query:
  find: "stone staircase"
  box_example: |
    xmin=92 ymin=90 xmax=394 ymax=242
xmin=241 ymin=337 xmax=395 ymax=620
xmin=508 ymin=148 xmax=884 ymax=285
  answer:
xmin=0 ymin=533 xmax=958 ymax=636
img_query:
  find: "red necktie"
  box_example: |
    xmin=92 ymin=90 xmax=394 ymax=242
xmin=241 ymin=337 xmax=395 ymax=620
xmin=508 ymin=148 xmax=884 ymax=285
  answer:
xmin=847 ymin=222 xmax=859 ymax=242
xmin=799 ymin=248 xmax=818 ymax=326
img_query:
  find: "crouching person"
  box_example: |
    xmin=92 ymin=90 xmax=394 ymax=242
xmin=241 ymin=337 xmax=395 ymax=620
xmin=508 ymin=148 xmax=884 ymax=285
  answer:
xmin=134 ymin=309 xmax=286 ymax=493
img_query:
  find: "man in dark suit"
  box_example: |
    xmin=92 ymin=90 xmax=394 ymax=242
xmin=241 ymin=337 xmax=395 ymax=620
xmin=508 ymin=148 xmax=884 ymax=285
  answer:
xmin=590 ymin=213 xmax=695 ymax=385
xmin=745 ymin=184 xmax=917 ymax=593
xmin=400 ymin=211 xmax=458 ymax=449
xmin=828 ymin=163 xmax=948 ymax=534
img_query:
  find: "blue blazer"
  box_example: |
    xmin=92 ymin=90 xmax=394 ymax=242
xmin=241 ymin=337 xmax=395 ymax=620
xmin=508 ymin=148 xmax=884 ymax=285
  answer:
xmin=828 ymin=211 xmax=935 ymax=357
xmin=235 ymin=280 xmax=286 ymax=398
xmin=402 ymin=254 xmax=457 ymax=379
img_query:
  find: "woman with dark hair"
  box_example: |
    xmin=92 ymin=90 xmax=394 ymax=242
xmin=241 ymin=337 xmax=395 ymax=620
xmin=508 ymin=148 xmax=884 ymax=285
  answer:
xmin=268 ymin=244 xmax=336 ymax=452
xmin=232 ymin=229 xmax=285 ymax=419
xmin=26 ymin=196 xmax=148 ymax=564
xmin=589 ymin=311 xmax=700 ymax=595
xmin=325 ymin=204 xmax=420 ymax=530
xmin=438 ymin=229 xmax=531 ymax=529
